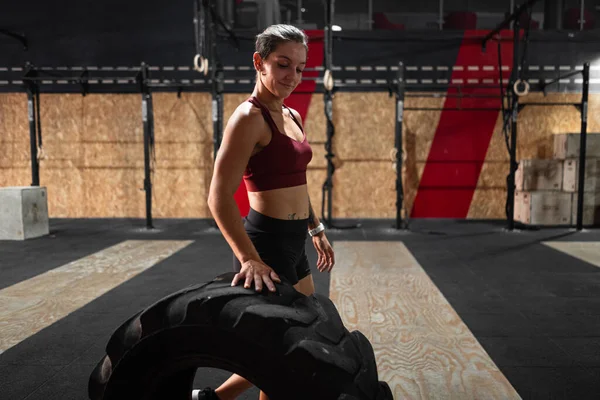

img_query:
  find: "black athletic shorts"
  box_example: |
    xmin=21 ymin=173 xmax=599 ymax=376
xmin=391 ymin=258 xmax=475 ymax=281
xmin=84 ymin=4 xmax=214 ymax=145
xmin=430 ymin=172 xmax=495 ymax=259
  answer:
xmin=233 ymin=208 xmax=311 ymax=286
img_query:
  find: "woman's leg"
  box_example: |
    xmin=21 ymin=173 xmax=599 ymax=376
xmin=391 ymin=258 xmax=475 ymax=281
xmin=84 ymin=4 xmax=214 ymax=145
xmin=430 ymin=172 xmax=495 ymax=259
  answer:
xmin=293 ymin=274 xmax=316 ymax=296
xmin=214 ymin=375 xmax=255 ymax=400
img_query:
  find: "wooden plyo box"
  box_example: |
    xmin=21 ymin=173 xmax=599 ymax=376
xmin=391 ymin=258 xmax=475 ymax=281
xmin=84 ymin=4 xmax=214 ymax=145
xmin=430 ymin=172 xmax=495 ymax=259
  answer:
xmin=516 ymin=159 xmax=563 ymax=191
xmin=554 ymin=133 xmax=600 ymax=159
xmin=571 ymin=192 xmax=600 ymax=226
xmin=562 ymin=159 xmax=600 ymax=193
xmin=514 ymin=191 xmax=572 ymax=225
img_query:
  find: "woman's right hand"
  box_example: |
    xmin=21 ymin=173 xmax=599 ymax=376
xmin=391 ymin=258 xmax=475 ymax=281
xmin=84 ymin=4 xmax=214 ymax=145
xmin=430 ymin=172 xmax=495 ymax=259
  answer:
xmin=232 ymin=259 xmax=281 ymax=292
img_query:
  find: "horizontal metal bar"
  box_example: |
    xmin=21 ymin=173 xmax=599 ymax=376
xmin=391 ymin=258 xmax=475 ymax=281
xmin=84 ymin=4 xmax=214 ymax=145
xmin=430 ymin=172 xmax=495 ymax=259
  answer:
xmin=147 ymin=83 xmax=210 ymax=88
xmin=404 ymin=107 xmax=502 ymax=111
xmin=521 ymin=102 xmax=582 ymax=106
xmin=22 ymin=76 xmax=139 ymax=82
xmin=405 ymin=93 xmax=505 ymax=99
xmin=404 ymin=83 xmax=510 ymax=89
xmin=539 ymin=69 xmax=584 ymax=91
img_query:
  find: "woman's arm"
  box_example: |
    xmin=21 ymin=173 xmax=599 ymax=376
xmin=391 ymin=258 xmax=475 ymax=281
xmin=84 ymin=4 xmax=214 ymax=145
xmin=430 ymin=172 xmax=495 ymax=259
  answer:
xmin=207 ymin=108 xmax=281 ymax=292
xmin=287 ymin=106 xmax=336 ymax=274
xmin=307 ymin=197 xmax=320 ymax=230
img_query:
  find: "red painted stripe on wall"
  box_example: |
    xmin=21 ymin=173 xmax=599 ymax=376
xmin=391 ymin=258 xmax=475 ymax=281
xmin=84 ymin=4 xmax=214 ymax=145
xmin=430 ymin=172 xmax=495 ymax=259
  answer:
xmin=234 ymin=30 xmax=324 ymax=216
xmin=411 ymin=30 xmax=515 ymax=218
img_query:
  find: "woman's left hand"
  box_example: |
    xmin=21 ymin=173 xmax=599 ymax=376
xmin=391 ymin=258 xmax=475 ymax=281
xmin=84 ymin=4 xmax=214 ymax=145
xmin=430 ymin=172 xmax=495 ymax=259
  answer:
xmin=312 ymin=233 xmax=335 ymax=273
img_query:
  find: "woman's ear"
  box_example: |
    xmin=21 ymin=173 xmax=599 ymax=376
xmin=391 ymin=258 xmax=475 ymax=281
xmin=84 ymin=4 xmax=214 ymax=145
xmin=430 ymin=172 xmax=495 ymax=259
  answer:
xmin=253 ymin=52 xmax=263 ymax=73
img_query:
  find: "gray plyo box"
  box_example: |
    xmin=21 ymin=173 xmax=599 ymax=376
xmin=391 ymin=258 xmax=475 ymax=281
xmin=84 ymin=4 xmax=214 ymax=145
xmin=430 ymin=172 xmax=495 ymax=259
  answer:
xmin=554 ymin=133 xmax=600 ymax=159
xmin=0 ymin=186 xmax=50 ymax=240
xmin=516 ymin=159 xmax=563 ymax=191
xmin=572 ymin=192 xmax=600 ymax=226
xmin=562 ymin=158 xmax=600 ymax=193
xmin=514 ymin=191 xmax=572 ymax=225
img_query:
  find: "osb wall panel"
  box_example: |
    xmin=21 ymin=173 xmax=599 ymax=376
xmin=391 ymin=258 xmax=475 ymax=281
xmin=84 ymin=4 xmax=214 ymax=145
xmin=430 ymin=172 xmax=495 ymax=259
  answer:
xmin=334 ymin=162 xmax=396 ymax=218
xmin=2 ymin=93 xmax=214 ymax=218
xmin=304 ymin=94 xmax=328 ymax=144
xmin=0 ymin=94 xmax=30 ymax=187
xmin=331 ymin=92 xmax=443 ymax=218
xmin=333 ymin=93 xmax=396 ymax=161
xmin=401 ymin=94 xmax=445 ymax=219
xmin=81 ymin=94 xmax=145 ymax=217
xmin=2 ymin=92 xmax=599 ymax=219
xmin=152 ymin=92 xmax=212 ymax=218
xmin=37 ymin=94 xmax=86 ymax=217
xmin=307 ymin=169 xmax=328 ymax=214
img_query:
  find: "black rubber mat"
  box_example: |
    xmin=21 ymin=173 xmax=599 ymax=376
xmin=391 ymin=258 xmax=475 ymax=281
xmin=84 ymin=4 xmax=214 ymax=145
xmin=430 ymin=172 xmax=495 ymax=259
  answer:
xmin=1 ymin=218 xmax=600 ymax=399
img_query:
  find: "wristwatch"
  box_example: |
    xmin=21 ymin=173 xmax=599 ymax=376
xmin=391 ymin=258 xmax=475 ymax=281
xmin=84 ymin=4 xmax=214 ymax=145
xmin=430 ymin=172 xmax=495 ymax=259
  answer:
xmin=308 ymin=222 xmax=325 ymax=237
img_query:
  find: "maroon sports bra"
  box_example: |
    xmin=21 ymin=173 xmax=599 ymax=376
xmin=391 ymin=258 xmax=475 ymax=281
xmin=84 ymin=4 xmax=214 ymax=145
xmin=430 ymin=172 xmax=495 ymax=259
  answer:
xmin=243 ymin=96 xmax=313 ymax=192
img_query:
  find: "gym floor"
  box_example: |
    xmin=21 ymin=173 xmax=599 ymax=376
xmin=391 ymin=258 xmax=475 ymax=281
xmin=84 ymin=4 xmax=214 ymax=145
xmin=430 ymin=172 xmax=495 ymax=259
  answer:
xmin=1 ymin=218 xmax=600 ymax=399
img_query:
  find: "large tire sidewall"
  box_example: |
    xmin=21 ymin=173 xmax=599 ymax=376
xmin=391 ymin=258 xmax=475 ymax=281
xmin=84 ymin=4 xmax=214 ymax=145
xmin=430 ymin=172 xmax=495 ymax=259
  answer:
xmin=102 ymin=324 xmax=321 ymax=400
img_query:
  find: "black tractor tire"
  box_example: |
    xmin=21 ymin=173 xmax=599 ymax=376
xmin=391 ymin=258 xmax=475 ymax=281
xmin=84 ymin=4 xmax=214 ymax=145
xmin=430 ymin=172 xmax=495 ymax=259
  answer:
xmin=88 ymin=272 xmax=393 ymax=400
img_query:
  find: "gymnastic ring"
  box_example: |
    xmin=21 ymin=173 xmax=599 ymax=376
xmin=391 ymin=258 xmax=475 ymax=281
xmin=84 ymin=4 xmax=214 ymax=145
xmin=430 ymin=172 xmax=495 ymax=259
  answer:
xmin=37 ymin=146 xmax=46 ymax=161
xmin=390 ymin=148 xmax=398 ymax=162
xmin=203 ymin=57 xmax=209 ymax=76
xmin=193 ymin=54 xmax=201 ymax=72
xmin=513 ymin=79 xmax=530 ymax=97
xmin=193 ymin=54 xmax=205 ymax=73
xmin=324 ymin=69 xmax=334 ymax=91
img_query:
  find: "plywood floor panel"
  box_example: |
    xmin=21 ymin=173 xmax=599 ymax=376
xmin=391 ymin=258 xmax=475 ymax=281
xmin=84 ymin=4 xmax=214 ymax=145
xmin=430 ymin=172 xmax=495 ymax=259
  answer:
xmin=0 ymin=240 xmax=192 ymax=354
xmin=330 ymin=241 xmax=521 ymax=399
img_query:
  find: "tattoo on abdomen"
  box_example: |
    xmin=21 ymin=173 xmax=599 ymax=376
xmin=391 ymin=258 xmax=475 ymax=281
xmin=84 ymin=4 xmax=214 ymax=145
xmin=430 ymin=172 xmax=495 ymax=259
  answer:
xmin=288 ymin=213 xmax=298 ymax=220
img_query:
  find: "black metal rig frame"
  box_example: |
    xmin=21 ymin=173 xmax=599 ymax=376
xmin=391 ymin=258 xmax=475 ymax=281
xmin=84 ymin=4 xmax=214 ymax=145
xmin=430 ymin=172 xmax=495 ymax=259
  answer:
xmin=482 ymin=0 xmax=590 ymax=231
xmin=20 ymin=64 xmax=158 ymax=229
xmin=8 ymin=0 xmax=595 ymax=232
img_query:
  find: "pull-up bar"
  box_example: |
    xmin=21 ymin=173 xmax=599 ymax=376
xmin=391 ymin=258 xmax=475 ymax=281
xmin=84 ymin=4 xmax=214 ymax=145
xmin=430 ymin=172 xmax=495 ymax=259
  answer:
xmin=21 ymin=63 xmax=156 ymax=230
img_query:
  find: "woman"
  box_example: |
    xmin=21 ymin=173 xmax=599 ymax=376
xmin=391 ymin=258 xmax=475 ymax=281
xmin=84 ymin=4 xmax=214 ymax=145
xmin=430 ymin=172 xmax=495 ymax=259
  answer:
xmin=202 ymin=24 xmax=336 ymax=400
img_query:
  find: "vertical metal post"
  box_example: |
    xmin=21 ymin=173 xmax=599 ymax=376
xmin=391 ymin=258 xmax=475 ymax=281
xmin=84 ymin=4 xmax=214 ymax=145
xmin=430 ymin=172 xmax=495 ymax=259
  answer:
xmin=510 ymin=0 xmax=515 ymax=29
xmin=323 ymin=92 xmax=334 ymax=228
xmin=544 ymin=0 xmax=564 ymax=30
xmin=395 ymin=62 xmax=406 ymax=229
xmin=212 ymin=70 xmax=224 ymax=161
xmin=576 ymin=63 xmax=590 ymax=230
xmin=26 ymin=85 xmax=40 ymax=186
xmin=140 ymin=63 xmax=154 ymax=230
xmin=321 ymin=0 xmax=334 ymax=228
xmin=297 ymin=0 xmax=303 ymax=24
xmin=507 ymin=19 xmax=521 ymax=231
xmin=580 ymin=0 xmax=585 ymax=31
xmin=208 ymin=0 xmax=224 ymax=160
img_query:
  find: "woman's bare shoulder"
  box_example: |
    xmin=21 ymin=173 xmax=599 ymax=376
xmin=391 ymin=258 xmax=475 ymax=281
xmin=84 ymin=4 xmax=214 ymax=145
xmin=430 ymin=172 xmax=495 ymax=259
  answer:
xmin=227 ymin=100 xmax=265 ymax=130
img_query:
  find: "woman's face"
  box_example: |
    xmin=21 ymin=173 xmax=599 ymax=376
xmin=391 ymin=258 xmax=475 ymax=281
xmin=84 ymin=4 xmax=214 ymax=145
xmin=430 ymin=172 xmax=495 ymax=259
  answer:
xmin=254 ymin=41 xmax=307 ymax=99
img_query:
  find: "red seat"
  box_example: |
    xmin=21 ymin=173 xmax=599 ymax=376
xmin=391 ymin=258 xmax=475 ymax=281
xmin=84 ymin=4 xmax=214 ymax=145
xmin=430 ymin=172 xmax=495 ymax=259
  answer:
xmin=564 ymin=8 xmax=596 ymax=30
xmin=444 ymin=11 xmax=477 ymax=30
xmin=373 ymin=12 xmax=405 ymax=30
